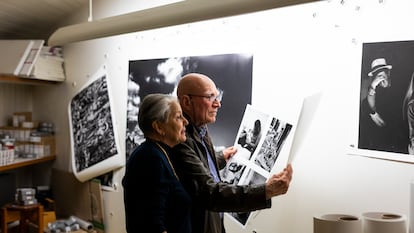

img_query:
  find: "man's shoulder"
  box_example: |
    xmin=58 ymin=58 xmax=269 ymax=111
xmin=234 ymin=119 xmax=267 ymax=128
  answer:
xmin=173 ymin=137 xmax=198 ymax=155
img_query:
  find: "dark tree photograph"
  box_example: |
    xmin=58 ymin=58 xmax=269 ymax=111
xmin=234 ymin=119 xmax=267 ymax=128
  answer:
xmin=126 ymin=53 xmax=253 ymax=158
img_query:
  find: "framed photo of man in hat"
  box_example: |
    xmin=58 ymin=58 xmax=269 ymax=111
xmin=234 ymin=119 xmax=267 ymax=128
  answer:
xmin=353 ymin=40 xmax=414 ymax=163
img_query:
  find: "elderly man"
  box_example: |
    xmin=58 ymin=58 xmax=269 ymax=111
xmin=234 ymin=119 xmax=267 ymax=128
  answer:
xmin=171 ymin=72 xmax=293 ymax=233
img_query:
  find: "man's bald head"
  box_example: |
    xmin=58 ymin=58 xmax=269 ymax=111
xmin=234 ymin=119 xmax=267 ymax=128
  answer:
xmin=177 ymin=73 xmax=214 ymax=97
xmin=176 ymin=73 xmax=221 ymax=126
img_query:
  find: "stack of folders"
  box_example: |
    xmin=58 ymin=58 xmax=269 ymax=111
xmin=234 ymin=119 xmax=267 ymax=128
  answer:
xmin=30 ymin=46 xmax=65 ymax=81
xmin=0 ymin=39 xmax=66 ymax=81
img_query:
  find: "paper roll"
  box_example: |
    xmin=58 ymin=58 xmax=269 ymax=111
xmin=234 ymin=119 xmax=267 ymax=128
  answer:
xmin=411 ymin=180 xmax=414 ymax=233
xmin=362 ymin=212 xmax=407 ymax=233
xmin=314 ymin=214 xmax=362 ymax=233
xmin=70 ymin=215 xmax=94 ymax=231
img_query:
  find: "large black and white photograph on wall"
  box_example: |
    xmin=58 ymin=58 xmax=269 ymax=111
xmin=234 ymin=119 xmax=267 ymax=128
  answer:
xmin=69 ymin=65 xmax=123 ymax=182
xmin=126 ymin=53 xmax=253 ymax=159
xmin=221 ymin=104 xmax=296 ymax=227
xmin=355 ymin=40 xmax=414 ymax=163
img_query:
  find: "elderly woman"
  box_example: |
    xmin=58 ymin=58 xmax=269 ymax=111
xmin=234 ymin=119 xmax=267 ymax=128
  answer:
xmin=122 ymin=93 xmax=191 ymax=233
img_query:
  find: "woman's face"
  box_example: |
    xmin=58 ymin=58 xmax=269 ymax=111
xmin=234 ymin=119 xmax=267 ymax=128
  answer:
xmin=160 ymin=101 xmax=188 ymax=147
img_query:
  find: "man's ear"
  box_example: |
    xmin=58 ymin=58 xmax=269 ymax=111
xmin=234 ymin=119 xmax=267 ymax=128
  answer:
xmin=180 ymin=95 xmax=192 ymax=110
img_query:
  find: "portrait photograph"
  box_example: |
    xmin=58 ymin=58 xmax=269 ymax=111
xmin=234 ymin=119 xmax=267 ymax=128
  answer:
xmin=355 ymin=40 xmax=414 ymax=163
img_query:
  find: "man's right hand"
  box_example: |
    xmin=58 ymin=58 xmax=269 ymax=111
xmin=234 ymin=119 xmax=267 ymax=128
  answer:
xmin=265 ymin=164 xmax=293 ymax=199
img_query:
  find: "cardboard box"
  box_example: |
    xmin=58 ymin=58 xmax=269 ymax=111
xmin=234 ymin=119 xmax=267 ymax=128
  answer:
xmin=12 ymin=112 xmax=32 ymax=127
xmin=43 ymin=211 xmax=56 ymax=226
xmin=0 ymin=126 xmax=36 ymax=142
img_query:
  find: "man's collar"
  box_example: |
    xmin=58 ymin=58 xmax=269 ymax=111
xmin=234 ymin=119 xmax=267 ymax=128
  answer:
xmin=183 ymin=112 xmax=207 ymax=138
xmin=199 ymin=126 xmax=207 ymax=138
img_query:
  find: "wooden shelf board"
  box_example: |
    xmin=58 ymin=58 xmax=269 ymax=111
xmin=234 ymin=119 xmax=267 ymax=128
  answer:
xmin=0 ymin=155 xmax=56 ymax=172
xmin=0 ymin=74 xmax=61 ymax=86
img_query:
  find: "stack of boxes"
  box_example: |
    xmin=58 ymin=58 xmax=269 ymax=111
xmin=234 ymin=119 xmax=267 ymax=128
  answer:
xmin=0 ymin=135 xmax=15 ymax=165
xmin=0 ymin=112 xmax=55 ymax=165
xmin=15 ymin=188 xmax=37 ymax=205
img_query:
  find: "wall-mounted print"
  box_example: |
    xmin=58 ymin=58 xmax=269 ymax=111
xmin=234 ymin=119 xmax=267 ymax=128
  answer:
xmin=126 ymin=53 xmax=253 ymax=159
xmin=352 ymin=40 xmax=414 ymax=163
xmin=69 ymin=65 xmax=123 ymax=182
xmin=221 ymin=104 xmax=296 ymax=227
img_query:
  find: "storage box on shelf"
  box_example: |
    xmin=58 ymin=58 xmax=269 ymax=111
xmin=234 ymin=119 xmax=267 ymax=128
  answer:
xmin=0 ymin=113 xmax=56 ymax=171
xmin=0 ymin=130 xmax=55 ymax=165
xmin=0 ymin=126 xmax=35 ymax=142
xmin=0 ymin=137 xmax=56 ymax=172
xmin=28 ymin=134 xmax=56 ymax=158
xmin=0 ymin=149 xmax=14 ymax=166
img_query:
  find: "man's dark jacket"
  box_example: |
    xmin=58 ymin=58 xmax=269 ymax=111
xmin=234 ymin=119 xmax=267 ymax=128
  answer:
xmin=171 ymin=118 xmax=271 ymax=233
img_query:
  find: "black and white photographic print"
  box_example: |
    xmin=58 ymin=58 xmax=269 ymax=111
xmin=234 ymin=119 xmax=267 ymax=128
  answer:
xmin=126 ymin=53 xmax=253 ymax=158
xmin=227 ymin=168 xmax=267 ymax=226
xmin=69 ymin=65 xmax=123 ymax=182
xmin=354 ymin=40 xmax=414 ymax=163
xmin=222 ymin=104 xmax=297 ymax=227
xmin=234 ymin=105 xmax=270 ymax=162
xmin=220 ymin=160 xmax=246 ymax=185
xmin=255 ymin=118 xmax=292 ymax=172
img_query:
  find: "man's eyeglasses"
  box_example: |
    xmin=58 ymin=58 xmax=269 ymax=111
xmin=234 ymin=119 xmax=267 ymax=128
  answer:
xmin=188 ymin=90 xmax=223 ymax=102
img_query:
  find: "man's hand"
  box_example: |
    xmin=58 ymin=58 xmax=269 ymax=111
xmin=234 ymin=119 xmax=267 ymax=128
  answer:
xmin=222 ymin=146 xmax=237 ymax=162
xmin=265 ymin=164 xmax=293 ymax=199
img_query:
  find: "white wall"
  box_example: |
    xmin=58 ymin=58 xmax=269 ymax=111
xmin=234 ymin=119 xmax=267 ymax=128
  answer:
xmin=0 ymin=84 xmax=33 ymax=125
xmin=34 ymin=0 xmax=414 ymax=232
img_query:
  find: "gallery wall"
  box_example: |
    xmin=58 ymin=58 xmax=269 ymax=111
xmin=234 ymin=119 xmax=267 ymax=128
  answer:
xmin=32 ymin=0 xmax=414 ymax=232
xmin=0 ymin=85 xmax=33 ymax=126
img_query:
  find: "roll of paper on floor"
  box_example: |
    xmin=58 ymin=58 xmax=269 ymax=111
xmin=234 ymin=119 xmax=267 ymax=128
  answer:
xmin=70 ymin=215 xmax=94 ymax=231
xmin=314 ymin=213 xmax=362 ymax=233
xmin=362 ymin=212 xmax=407 ymax=233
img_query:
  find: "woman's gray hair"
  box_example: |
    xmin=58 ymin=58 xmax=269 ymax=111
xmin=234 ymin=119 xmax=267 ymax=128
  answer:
xmin=138 ymin=93 xmax=178 ymax=136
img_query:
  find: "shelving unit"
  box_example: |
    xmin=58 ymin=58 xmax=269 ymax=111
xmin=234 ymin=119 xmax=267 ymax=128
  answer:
xmin=0 ymin=155 xmax=56 ymax=172
xmin=0 ymin=47 xmax=61 ymax=207
xmin=0 ymin=74 xmax=61 ymax=86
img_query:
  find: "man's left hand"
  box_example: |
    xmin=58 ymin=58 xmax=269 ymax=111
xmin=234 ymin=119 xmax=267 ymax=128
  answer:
xmin=223 ymin=146 xmax=237 ymax=162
